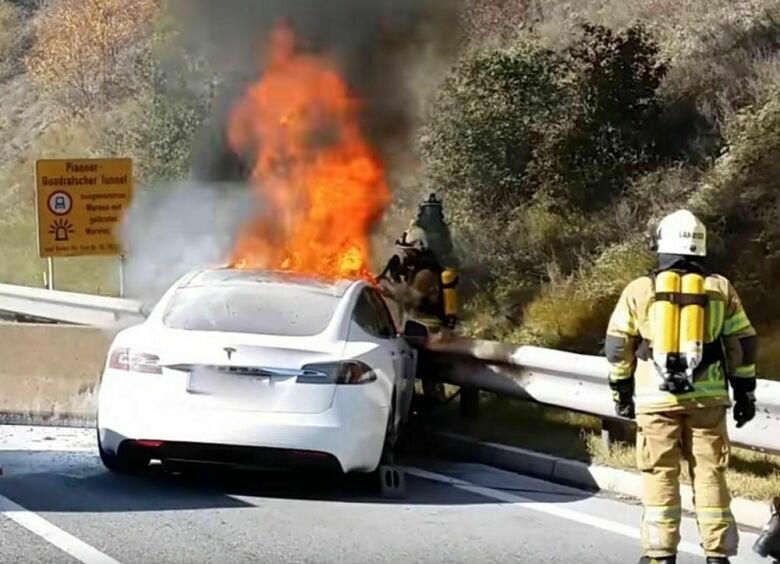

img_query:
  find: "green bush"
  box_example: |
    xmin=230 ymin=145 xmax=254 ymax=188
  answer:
xmin=420 ymin=23 xmax=669 ymax=346
xmin=553 ymin=24 xmax=668 ymax=210
xmin=419 ymin=40 xmax=573 ymax=215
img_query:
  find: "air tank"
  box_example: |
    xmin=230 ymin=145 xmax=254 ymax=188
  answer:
xmin=652 ymin=271 xmax=682 ymax=374
xmin=679 ymin=273 xmax=706 ymax=376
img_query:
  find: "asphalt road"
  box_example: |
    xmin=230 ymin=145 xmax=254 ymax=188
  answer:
xmin=0 ymin=425 xmax=768 ymax=564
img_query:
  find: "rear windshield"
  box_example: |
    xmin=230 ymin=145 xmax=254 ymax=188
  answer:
xmin=163 ymin=284 xmax=339 ymax=336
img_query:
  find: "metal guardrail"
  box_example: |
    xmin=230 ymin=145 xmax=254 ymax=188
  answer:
xmin=424 ymin=337 xmax=780 ymax=455
xmin=1 ymin=283 xmax=778 ymax=454
xmin=0 ymin=283 xmax=144 ymax=327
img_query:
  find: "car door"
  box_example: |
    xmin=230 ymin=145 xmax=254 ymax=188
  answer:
xmin=366 ymin=290 xmax=416 ymax=424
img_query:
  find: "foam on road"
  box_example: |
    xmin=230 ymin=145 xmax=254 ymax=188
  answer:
xmin=0 ymin=425 xmax=768 ymax=564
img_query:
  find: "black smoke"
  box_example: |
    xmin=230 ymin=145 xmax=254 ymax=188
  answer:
xmin=173 ymin=0 xmax=462 ymax=182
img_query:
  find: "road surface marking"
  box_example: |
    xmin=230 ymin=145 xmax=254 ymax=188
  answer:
xmin=406 ymin=466 xmax=705 ymax=557
xmin=0 ymin=493 xmax=123 ymax=564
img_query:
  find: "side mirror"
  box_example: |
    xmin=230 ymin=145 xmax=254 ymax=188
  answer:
xmin=403 ymin=320 xmax=429 ymax=339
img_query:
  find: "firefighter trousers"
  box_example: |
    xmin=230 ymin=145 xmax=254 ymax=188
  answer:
xmin=636 ymin=406 xmax=738 ymax=558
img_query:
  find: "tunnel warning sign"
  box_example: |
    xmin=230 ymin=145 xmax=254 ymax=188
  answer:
xmin=35 ymin=158 xmax=133 ymax=258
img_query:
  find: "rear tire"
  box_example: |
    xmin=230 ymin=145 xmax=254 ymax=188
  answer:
xmin=365 ymin=399 xmax=406 ymax=497
xmin=380 ymin=397 xmax=398 ymax=465
xmin=97 ymin=430 xmax=149 ymax=474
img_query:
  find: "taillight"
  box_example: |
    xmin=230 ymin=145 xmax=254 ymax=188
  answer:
xmin=298 ymin=361 xmax=377 ymax=385
xmin=109 ymin=348 xmax=162 ymax=374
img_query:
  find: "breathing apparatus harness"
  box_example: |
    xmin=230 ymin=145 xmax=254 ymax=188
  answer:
xmin=641 ymin=258 xmax=723 ymax=395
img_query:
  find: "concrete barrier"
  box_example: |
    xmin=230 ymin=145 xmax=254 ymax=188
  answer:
xmin=0 ymin=323 xmax=111 ymax=426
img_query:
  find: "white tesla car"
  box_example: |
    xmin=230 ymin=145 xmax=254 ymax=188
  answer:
xmin=97 ymin=268 xmax=423 ymax=475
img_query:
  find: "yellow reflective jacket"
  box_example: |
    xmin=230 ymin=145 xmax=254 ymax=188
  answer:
xmin=606 ymin=273 xmax=757 ymax=414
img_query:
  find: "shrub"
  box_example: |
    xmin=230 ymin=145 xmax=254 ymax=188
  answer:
xmin=26 ymin=0 xmax=159 ymax=111
xmin=419 ymin=40 xmax=573 ymax=216
xmin=552 ymin=24 xmax=669 ymax=210
xmin=98 ymin=12 xmax=215 ymax=183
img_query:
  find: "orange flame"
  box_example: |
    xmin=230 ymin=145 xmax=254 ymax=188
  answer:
xmin=227 ymin=22 xmax=391 ymax=281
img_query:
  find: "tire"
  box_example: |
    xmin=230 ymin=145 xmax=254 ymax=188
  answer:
xmin=97 ymin=430 xmax=149 ymax=474
xmin=380 ymin=396 xmax=398 ymax=465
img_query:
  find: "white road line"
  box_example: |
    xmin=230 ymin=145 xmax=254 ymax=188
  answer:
xmin=0 ymin=493 xmax=123 ymax=564
xmin=405 ymin=466 xmax=705 ymax=557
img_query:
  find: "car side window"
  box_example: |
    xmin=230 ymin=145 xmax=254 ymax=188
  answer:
xmin=353 ymin=289 xmax=395 ymax=339
xmin=368 ymin=290 xmax=397 ymax=338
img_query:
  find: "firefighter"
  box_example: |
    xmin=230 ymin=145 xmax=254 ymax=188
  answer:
xmin=379 ymin=223 xmax=459 ymax=404
xmin=379 ymin=224 xmax=457 ymax=332
xmin=605 ymin=210 xmax=758 ymax=564
xmin=754 ymin=496 xmax=780 ymax=561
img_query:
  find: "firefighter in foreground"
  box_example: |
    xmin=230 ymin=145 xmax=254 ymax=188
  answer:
xmin=606 ymin=210 xmax=758 ymax=564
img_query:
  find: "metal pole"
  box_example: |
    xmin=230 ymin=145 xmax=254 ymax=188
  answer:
xmin=119 ymin=255 xmax=125 ymax=298
xmin=47 ymin=258 xmax=54 ymax=291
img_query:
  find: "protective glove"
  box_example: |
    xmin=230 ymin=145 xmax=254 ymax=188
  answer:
xmin=734 ymin=391 xmax=757 ymax=428
xmin=613 ymin=391 xmax=635 ymax=420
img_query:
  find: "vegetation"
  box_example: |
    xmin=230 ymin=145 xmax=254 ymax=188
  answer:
xmin=0 ymin=0 xmax=213 ymax=293
xmin=418 ymin=0 xmax=780 ymax=378
xmin=0 ymin=0 xmax=777 ymax=357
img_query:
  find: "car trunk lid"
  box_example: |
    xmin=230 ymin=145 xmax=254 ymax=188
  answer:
xmin=158 ymin=330 xmax=342 ymax=414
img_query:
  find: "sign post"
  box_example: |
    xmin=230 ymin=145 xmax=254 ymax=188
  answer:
xmin=46 ymin=257 xmax=54 ymax=290
xmin=35 ymin=158 xmax=133 ymax=291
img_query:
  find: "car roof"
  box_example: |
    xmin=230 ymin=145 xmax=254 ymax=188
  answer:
xmin=179 ymin=268 xmax=360 ymax=298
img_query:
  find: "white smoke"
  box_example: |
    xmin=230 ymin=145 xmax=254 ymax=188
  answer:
xmin=119 ymin=181 xmax=254 ymax=309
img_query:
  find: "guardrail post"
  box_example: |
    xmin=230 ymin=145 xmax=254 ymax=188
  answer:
xmin=601 ymin=418 xmax=635 ymax=450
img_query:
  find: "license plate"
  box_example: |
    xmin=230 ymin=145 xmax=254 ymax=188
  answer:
xmin=187 ymin=368 xmax=272 ymax=395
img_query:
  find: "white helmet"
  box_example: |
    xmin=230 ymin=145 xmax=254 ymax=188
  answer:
xmin=396 ymin=226 xmax=429 ymax=251
xmin=656 ymin=210 xmax=707 ymax=257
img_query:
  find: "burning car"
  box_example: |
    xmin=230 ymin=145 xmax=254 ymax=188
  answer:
xmin=97 ymin=268 xmax=423 ymax=475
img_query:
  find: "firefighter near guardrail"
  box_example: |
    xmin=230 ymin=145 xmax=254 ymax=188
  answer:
xmin=377 ymin=194 xmax=467 ymax=409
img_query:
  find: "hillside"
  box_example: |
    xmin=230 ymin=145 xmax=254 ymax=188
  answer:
xmin=1 ymin=0 xmax=779 ymax=373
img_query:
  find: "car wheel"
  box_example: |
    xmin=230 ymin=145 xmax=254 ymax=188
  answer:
xmin=96 ymin=430 xmax=149 ymax=474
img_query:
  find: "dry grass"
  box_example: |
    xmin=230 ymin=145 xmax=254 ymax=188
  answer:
xmin=432 ymin=396 xmax=780 ymax=501
xmin=0 ymin=1 xmax=24 ymax=77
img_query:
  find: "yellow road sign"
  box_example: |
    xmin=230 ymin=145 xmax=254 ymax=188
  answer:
xmin=35 ymin=158 xmax=133 ymax=258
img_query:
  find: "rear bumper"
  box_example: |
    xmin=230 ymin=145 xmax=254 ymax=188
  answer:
xmin=112 ymin=438 xmax=343 ymax=472
xmin=98 ymin=388 xmax=389 ymax=474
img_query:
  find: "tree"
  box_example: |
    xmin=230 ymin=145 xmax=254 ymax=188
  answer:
xmin=554 ymin=24 xmax=668 ymax=210
xmin=419 ymin=41 xmax=574 ymax=216
xmin=27 ymin=0 xmax=159 ymax=111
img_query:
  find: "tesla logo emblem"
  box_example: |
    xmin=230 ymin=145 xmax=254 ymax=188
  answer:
xmin=224 ymin=347 xmax=236 ymax=360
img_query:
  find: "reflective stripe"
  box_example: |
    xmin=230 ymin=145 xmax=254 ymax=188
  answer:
xmin=635 ymin=361 xmax=727 ymax=408
xmin=708 ymin=300 xmax=725 ymax=342
xmin=609 ymin=365 xmax=633 ymax=381
xmin=732 ymin=364 xmax=756 ymax=378
xmin=642 ymin=505 xmax=681 ymax=551
xmin=723 ymin=310 xmax=751 ymax=336
xmin=636 ymin=389 xmax=728 ymax=407
xmin=696 ymin=507 xmax=735 ymax=524
xmin=644 ymin=505 xmax=682 ymax=523
xmin=695 ymin=506 xmax=739 ymax=554
xmin=609 ymin=372 xmax=633 ymax=382
xmin=704 ymin=361 xmax=724 ymax=385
